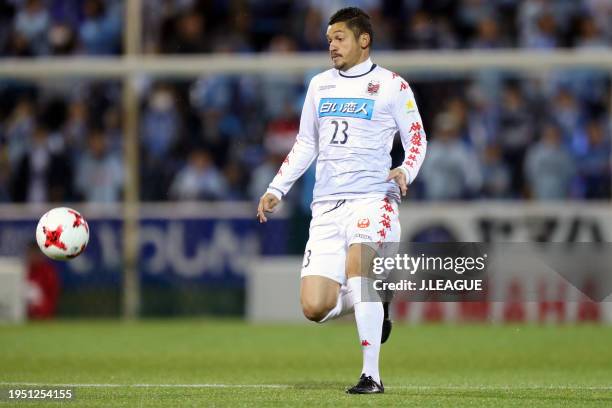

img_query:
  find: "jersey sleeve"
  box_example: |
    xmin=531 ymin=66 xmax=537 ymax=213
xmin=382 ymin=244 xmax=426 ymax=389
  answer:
xmin=265 ymin=79 xmax=319 ymax=200
xmin=390 ymin=77 xmax=427 ymax=184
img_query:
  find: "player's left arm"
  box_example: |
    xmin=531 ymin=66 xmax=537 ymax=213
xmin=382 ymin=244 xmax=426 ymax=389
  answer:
xmin=387 ymin=77 xmax=427 ymax=196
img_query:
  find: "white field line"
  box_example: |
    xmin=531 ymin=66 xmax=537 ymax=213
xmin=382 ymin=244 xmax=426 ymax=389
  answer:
xmin=0 ymin=382 xmax=287 ymax=389
xmin=1 ymin=382 xmax=611 ymax=391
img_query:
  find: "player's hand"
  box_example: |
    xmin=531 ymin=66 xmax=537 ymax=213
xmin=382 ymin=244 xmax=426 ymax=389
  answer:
xmin=257 ymin=192 xmax=280 ymax=223
xmin=387 ymin=168 xmax=408 ymax=196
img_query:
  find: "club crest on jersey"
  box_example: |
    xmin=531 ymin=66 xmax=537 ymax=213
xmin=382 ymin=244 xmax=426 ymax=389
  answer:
xmin=318 ymin=98 xmax=375 ymax=120
xmin=367 ymin=80 xmax=380 ymax=95
xmin=357 ymin=218 xmax=370 ymax=228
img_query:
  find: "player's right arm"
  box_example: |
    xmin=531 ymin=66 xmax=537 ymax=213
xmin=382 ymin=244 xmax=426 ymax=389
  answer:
xmin=258 ymin=79 xmax=319 ymax=223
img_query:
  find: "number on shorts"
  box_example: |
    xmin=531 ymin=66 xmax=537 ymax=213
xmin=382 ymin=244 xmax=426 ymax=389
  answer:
xmin=303 ymin=249 xmax=312 ymax=268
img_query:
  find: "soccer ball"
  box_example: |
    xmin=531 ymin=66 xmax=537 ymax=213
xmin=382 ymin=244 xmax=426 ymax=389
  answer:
xmin=36 ymin=207 xmax=89 ymax=260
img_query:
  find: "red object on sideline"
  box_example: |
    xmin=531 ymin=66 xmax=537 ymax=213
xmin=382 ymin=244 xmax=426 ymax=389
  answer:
xmin=27 ymin=259 xmax=60 ymax=319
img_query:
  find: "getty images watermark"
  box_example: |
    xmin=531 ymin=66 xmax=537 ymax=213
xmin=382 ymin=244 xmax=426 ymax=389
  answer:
xmin=361 ymin=242 xmax=612 ymax=303
xmin=371 ymin=252 xmax=488 ymax=292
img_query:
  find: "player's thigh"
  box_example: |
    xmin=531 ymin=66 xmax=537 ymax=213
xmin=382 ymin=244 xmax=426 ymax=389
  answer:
xmin=347 ymin=196 xmax=401 ymax=246
xmin=300 ymin=201 xmax=347 ymax=285
xmin=345 ymin=243 xmax=378 ymax=279
xmin=299 ymin=201 xmax=347 ymax=315
xmin=345 ymin=196 xmax=401 ymax=279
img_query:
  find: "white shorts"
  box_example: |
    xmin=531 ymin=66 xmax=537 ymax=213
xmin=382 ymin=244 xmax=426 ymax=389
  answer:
xmin=300 ymin=196 xmax=401 ymax=285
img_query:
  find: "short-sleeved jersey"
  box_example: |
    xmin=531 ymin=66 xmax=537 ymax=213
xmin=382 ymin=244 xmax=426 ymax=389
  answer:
xmin=266 ymin=58 xmax=427 ymax=204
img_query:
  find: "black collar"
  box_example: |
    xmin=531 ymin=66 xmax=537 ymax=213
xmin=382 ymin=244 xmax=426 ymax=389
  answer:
xmin=338 ymin=64 xmax=377 ymax=78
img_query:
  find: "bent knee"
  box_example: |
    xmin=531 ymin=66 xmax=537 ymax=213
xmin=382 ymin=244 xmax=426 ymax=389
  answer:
xmin=301 ymin=299 xmax=335 ymax=322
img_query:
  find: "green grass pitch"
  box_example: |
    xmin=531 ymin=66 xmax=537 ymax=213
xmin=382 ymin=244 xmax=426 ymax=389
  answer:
xmin=1 ymin=320 xmax=611 ymax=407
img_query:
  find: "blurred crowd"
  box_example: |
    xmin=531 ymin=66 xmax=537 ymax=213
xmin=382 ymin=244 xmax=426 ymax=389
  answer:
xmin=142 ymin=0 xmax=611 ymax=53
xmin=1 ymin=0 xmax=610 ymax=56
xmin=0 ymin=0 xmax=609 ymax=205
xmin=416 ymin=79 xmax=610 ymax=201
xmin=0 ymin=81 xmax=123 ymax=202
xmin=0 ymin=71 xmax=609 ymax=205
xmin=0 ymin=0 xmax=123 ymax=56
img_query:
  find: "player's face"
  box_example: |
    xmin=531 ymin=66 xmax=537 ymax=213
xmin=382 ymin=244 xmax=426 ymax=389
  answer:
xmin=326 ymin=22 xmax=366 ymax=71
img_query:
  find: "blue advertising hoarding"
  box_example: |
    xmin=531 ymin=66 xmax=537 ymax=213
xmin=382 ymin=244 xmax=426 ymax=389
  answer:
xmin=0 ymin=205 xmax=289 ymax=316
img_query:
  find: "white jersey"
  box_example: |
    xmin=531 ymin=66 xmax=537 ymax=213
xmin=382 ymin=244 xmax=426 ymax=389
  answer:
xmin=266 ymin=58 xmax=427 ymax=204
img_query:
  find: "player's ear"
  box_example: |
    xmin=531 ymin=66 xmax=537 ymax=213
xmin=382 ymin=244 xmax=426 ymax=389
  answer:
xmin=360 ymin=33 xmax=371 ymax=49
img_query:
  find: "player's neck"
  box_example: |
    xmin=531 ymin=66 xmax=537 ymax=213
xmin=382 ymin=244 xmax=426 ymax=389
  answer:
xmin=340 ymin=56 xmax=373 ymax=76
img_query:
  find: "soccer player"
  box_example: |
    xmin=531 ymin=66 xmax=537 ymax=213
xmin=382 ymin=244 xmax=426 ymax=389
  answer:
xmin=257 ymin=7 xmax=427 ymax=394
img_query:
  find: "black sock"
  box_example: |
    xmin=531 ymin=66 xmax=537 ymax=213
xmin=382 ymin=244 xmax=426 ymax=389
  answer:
xmin=383 ymin=301 xmax=389 ymax=320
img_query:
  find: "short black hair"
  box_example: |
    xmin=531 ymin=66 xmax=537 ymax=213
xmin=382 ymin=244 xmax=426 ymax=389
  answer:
xmin=328 ymin=7 xmax=373 ymax=48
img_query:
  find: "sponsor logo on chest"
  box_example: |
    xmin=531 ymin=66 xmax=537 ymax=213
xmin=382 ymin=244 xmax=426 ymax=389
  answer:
xmin=318 ymin=98 xmax=375 ymax=120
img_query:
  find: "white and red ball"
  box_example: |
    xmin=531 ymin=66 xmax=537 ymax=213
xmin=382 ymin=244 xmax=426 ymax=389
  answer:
xmin=36 ymin=207 xmax=89 ymax=260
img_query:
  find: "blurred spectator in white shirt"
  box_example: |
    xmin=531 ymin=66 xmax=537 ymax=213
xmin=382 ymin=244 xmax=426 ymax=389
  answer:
xmin=4 ymin=97 xmax=35 ymax=168
xmin=14 ymin=0 xmax=49 ymax=54
xmin=421 ymin=113 xmax=483 ymax=200
xmin=75 ymin=130 xmax=123 ymax=202
xmin=550 ymin=88 xmax=582 ymax=141
xmin=481 ymin=144 xmax=512 ymax=199
xmin=525 ymin=123 xmax=576 ymax=200
xmin=141 ymin=84 xmax=180 ymax=160
xmin=525 ymin=12 xmax=558 ymax=49
xmin=79 ymin=0 xmax=122 ymax=55
xmin=169 ymin=149 xmax=227 ymax=200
